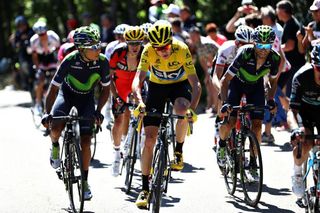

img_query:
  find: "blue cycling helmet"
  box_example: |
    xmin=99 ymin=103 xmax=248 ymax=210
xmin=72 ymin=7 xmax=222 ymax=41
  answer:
xmin=311 ymin=44 xmax=320 ymax=65
xmin=15 ymin=15 xmax=27 ymax=26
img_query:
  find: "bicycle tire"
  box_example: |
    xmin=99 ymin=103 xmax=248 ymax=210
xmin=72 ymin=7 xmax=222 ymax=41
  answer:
xmin=67 ymin=141 xmax=85 ymax=213
xmin=124 ymin=129 xmax=138 ymax=194
xmin=90 ymin=131 xmax=97 ymax=161
xmin=150 ymin=142 xmax=165 ymax=213
xmin=224 ymin=132 xmax=237 ymax=195
xmin=240 ymin=130 xmax=263 ymax=207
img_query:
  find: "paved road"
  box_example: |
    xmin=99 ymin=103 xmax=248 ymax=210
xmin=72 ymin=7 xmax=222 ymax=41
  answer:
xmin=0 ymin=88 xmax=303 ymax=213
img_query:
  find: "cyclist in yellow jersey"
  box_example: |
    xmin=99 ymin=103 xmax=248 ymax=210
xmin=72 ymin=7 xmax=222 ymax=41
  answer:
xmin=132 ymin=20 xmax=201 ymax=208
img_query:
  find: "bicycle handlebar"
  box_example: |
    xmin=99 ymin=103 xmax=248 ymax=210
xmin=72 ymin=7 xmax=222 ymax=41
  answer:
xmin=295 ymin=134 xmax=320 ymax=159
xmin=220 ymin=104 xmax=273 ymax=125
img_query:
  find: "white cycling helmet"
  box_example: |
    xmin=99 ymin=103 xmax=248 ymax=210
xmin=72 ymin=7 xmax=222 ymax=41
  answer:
xmin=140 ymin=22 xmax=153 ymax=35
xmin=234 ymin=25 xmax=253 ymax=43
xmin=113 ymin=24 xmax=129 ymax=35
xmin=33 ymin=21 xmax=48 ymax=35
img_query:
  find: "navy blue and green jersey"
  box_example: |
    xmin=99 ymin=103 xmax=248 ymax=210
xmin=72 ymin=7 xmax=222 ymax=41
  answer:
xmin=290 ymin=63 xmax=320 ymax=110
xmin=52 ymin=50 xmax=110 ymax=95
xmin=227 ymin=44 xmax=280 ymax=84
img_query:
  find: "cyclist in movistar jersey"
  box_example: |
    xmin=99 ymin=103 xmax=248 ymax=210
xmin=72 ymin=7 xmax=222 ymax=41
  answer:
xmin=42 ymin=26 xmax=110 ymax=201
xmin=132 ymin=20 xmax=201 ymax=208
xmin=217 ymin=25 xmax=280 ymax=177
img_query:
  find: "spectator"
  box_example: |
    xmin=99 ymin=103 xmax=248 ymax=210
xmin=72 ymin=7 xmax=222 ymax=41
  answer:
xmin=100 ymin=14 xmax=115 ymax=44
xmin=276 ymin=0 xmax=306 ymax=131
xmin=244 ymin=12 xmax=262 ymax=29
xmin=66 ymin=17 xmax=78 ymax=32
xmin=81 ymin=12 xmax=100 ymax=33
xmin=148 ymin=0 xmax=167 ymax=23
xmin=225 ymin=0 xmax=258 ymax=33
xmin=301 ymin=0 xmax=320 ymax=48
xmin=189 ymin=26 xmax=219 ymax=113
xmin=163 ymin=3 xmax=180 ymax=20
xmin=12 ymin=15 xmax=35 ymax=91
xmin=276 ymin=0 xmax=305 ymax=98
xmin=170 ymin=17 xmax=189 ymax=43
xmin=260 ymin=5 xmax=290 ymax=143
xmin=205 ymin=22 xmax=228 ymax=46
xmin=180 ymin=5 xmax=197 ymax=32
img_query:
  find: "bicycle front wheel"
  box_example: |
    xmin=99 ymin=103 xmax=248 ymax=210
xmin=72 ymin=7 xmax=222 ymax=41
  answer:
xmin=124 ymin=129 xmax=138 ymax=194
xmin=67 ymin=142 xmax=85 ymax=213
xmin=240 ymin=130 xmax=263 ymax=207
xmin=150 ymin=142 xmax=165 ymax=213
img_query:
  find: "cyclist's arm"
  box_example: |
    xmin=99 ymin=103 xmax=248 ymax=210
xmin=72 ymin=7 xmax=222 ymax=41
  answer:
xmin=96 ymin=85 xmax=110 ymax=113
xmin=220 ymin=72 xmax=233 ymax=103
xmin=44 ymin=84 xmax=59 ymax=114
xmin=267 ymin=75 xmax=278 ymax=101
xmin=289 ymin=73 xmax=303 ymax=129
xmin=132 ymin=70 xmax=147 ymax=104
xmin=109 ymin=68 xmax=118 ymax=98
xmin=31 ymin=52 xmax=40 ymax=69
xmin=187 ymin=74 xmax=202 ymax=110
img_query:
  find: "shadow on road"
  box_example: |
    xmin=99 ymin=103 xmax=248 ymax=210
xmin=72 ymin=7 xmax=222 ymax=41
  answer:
xmin=262 ymin=184 xmax=291 ymax=196
xmin=180 ymin=162 xmax=205 ymax=173
xmin=90 ymin=159 xmax=110 ymax=169
xmin=226 ymin=194 xmax=295 ymax=213
xmin=260 ymin=142 xmax=292 ymax=152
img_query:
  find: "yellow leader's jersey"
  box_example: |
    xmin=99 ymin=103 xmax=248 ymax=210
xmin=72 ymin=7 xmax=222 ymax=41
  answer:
xmin=138 ymin=39 xmax=196 ymax=84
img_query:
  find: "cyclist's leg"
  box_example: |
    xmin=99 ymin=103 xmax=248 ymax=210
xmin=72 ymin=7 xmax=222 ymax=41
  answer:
xmin=136 ymin=82 xmax=166 ymax=208
xmin=49 ymin=91 xmax=70 ymax=168
xmin=291 ymin=107 xmax=316 ymax=198
xmin=34 ymin=68 xmax=45 ymax=105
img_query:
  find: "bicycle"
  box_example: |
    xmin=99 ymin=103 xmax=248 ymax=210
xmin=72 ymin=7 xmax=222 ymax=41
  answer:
xmin=90 ymin=124 xmax=102 ymax=161
xmin=295 ymin=132 xmax=320 ymax=212
xmin=221 ymin=103 xmax=268 ymax=207
xmin=144 ymin=111 xmax=192 ymax=213
xmin=51 ymin=106 xmax=92 ymax=213
xmin=120 ymin=103 xmax=141 ymax=194
xmin=31 ymin=68 xmax=55 ymax=129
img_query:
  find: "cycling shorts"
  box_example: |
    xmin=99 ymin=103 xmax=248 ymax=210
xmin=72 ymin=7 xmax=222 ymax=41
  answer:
xmin=144 ymin=80 xmax=192 ymax=127
xmin=300 ymin=103 xmax=320 ymax=132
xmin=51 ymin=90 xmax=95 ymax=136
xmin=227 ymin=77 xmax=265 ymax=120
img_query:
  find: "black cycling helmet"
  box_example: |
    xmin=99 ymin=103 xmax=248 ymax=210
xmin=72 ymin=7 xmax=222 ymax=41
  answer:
xmin=15 ymin=15 xmax=27 ymax=26
xmin=311 ymin=44 xmax=320 ymax=66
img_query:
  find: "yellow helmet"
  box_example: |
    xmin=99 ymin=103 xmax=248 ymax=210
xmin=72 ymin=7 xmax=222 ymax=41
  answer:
xmin=148 ymin=20 xmax=172 ymax=47
xmin=124 ymin=26 xmax=145 ymax=42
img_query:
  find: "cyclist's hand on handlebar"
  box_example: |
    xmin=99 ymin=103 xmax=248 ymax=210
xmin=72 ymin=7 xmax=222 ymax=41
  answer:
xmin=187 ymin=108 xmax=198 ymax=123
xmin=41 ymin=113 xmax=52 ymax=128
xmin=220 ymin=103 xmax=232 ymax=116
xmin=133 ymin=102 xmax=146 ymax=118
xmin=94 ymin=110 xmax=104 ymax=125
xmin=290 ymin=128 xmax=303 ymax=146
xmin=116 ymin=96 xmax=124 ymax=106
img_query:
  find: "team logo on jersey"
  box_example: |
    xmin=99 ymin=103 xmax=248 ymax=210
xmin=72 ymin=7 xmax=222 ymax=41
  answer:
xmin=151 ymin=66 xmax=185 ymax=81
xmin=116 ymin=62 xmax=128 ymax=70
xmin=168 ymin=61 xmax=180 ymax=67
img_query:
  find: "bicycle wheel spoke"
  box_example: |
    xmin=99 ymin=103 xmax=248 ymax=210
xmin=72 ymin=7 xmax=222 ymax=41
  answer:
xmin=240 ymin=131 xmax=263 ymax=207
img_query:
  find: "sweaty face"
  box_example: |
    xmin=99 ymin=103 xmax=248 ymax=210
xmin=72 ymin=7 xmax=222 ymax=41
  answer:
xmin=83 ymin=48 xmax=101 ymax=61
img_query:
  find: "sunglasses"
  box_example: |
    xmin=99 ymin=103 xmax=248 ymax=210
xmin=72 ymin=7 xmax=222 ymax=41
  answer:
xmin=126 ymin=41 xmax=143 ymax=46
xmin=255 ymin=43 xmax=272 ymax=50
xmin=84 ymin=42 xmax=102 ymax=50
xmin=154 ymin=44 xmax=172 ymax=52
